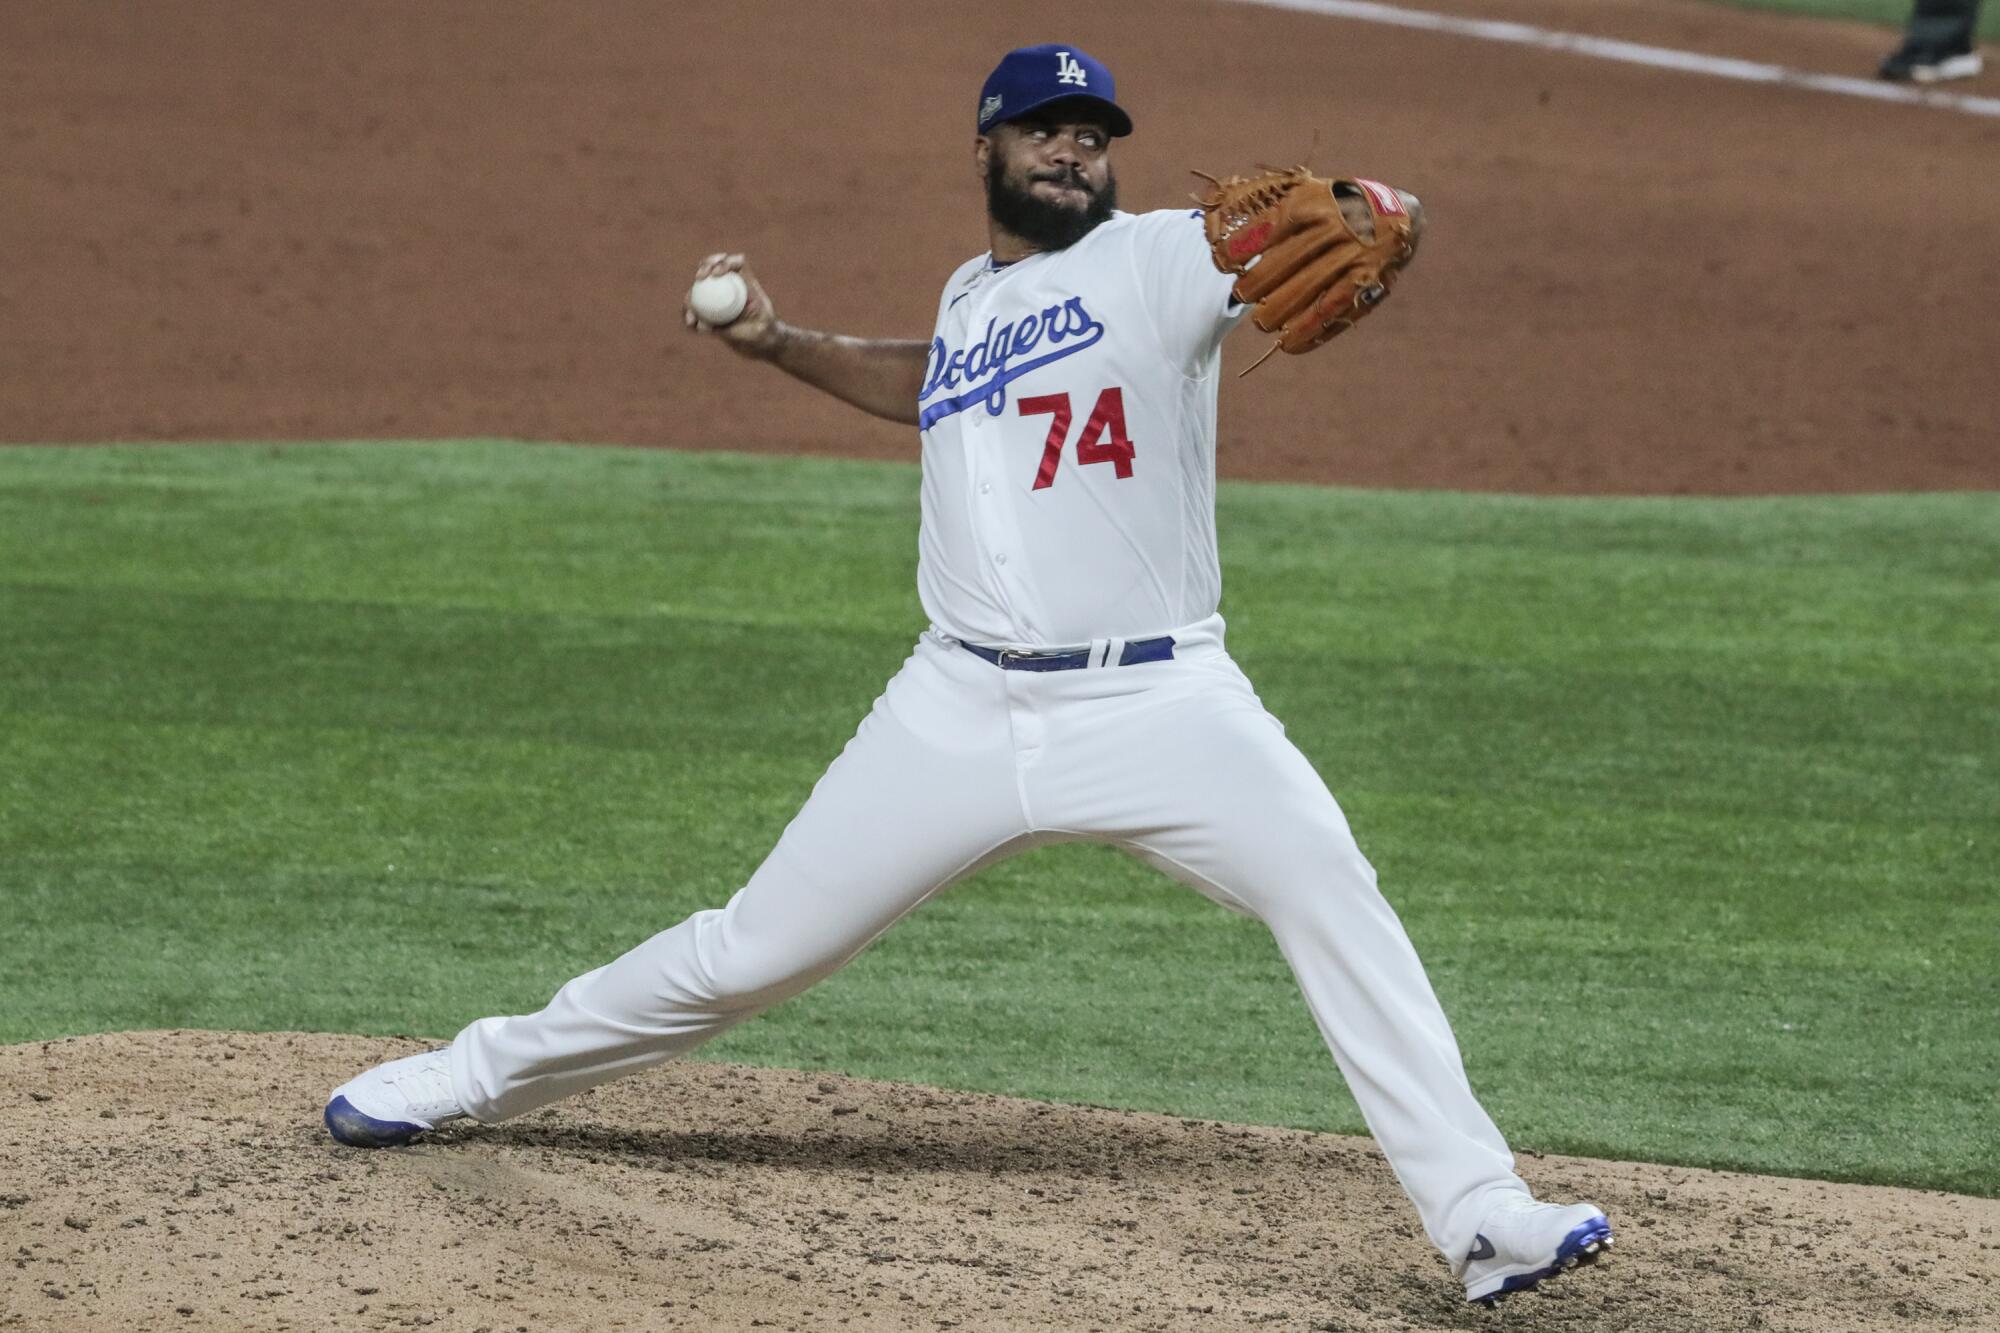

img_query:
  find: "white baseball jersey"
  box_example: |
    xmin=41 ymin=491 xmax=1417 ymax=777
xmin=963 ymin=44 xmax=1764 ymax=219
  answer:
xmin=915 ymin=209 xmax=1247 ymax=648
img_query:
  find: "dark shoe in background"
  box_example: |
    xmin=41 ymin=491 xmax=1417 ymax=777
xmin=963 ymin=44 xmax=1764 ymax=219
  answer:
xmin=1879 ymin=41 xmax=1985 ymax=82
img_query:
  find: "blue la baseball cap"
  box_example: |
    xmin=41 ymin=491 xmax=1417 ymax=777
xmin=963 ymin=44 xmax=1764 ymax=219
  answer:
xmin=977 ymin=44 xmax=1133 ymax=138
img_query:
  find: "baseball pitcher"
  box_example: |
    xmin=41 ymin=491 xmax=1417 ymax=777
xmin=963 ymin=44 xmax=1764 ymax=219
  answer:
xmin=324 ymin=44 xmax=1613 ymax=1306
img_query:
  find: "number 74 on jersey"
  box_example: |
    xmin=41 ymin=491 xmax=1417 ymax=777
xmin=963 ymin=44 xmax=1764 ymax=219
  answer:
xmin=1019 ymin=387 xmax=1135 ymax=491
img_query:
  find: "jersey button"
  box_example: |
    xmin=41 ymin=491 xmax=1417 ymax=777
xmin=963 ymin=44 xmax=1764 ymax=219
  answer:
xmin=994 ymin=553 xmax=1008 ymax=566
xmin=980 ymin=482 xmax=992 ymax=495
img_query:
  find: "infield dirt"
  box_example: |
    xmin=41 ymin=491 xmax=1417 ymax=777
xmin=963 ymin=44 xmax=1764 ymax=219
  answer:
xmin=4 ymin=1032 xmax=1997 ymax=1333
xmin=3 ymin=0 xmax=1997 ymax=492
xmin=3 ymin=1 xmax=1997 ymax=1330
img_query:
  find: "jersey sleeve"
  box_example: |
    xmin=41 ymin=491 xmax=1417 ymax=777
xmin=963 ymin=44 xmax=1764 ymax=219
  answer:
xmin=1128 ymin=209 xmax=1248 ymax=371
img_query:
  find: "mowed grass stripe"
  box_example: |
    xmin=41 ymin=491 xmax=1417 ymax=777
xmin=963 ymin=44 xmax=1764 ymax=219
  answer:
xmin=1 ymin=442 xmax=1994 ymax=1195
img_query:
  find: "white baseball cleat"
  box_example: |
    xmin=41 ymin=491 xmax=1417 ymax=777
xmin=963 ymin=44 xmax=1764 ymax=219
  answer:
xmin=1460 ymin=1196 xmax=1613 ymax=1305
xmin=1914 ymin=52 xmax=1984 ymax=84
xmin=1879 ymin=45 xmax=1984 ymax=83
xmin=324 ymin=1049 xmax=469 ymax=1148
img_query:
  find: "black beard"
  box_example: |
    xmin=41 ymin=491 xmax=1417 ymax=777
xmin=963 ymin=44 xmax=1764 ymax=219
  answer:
xmin=985 ymin=158 xmax=1117 ymax=252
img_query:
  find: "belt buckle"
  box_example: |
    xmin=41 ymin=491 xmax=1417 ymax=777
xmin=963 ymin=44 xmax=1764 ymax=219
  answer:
xmin=996 ymin=649 xmax=1017 ymax=669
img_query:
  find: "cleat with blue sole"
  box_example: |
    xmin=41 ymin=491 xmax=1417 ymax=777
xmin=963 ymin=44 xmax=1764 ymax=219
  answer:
xmin=1462 ymin=1199 xmax=1613 ymax=1305
xmin=1479 ymin=1217 xmax=1614 ymax=1305
xmin=322 ymin=1049 xmax=468 ymax=1148
xmin=324 ymin=1094 xmax=434 ymax=1148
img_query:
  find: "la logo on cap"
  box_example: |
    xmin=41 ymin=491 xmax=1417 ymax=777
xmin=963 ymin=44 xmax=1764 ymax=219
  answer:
xmin=1055 ymin=51 xmax=1089 ymax=86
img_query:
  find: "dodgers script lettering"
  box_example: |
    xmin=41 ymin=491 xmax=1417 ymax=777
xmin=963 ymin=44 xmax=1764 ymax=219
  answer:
xmin=917 ymin=297 xmax=1105 ymax=430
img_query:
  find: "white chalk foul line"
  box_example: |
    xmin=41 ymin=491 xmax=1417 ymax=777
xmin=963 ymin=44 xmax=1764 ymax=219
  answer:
xmin=1226 ymin=0 xmax=2000 ymax=118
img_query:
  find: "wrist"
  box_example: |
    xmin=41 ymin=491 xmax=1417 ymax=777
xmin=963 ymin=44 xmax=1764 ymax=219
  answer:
xmin=756 ymin=320 xmax=796 ymax=363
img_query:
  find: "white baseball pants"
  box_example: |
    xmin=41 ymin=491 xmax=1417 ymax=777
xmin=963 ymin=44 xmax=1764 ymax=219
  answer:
xmin=448 ymin=617 xmax=1529 ymax=1260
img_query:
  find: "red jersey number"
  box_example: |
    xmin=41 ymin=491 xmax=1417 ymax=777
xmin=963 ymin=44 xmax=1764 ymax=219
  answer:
xmin=1020 ymin=388 xmax=1136 ymax=491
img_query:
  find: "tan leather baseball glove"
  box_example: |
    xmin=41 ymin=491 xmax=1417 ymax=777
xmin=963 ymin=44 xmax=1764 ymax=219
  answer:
xmin=1194 ymin=168 xmax=1420 ymax=370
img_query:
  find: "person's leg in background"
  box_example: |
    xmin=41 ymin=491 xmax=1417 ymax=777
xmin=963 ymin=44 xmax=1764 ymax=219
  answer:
xmin=1880 ymin=0 xmax=1985 ymax=82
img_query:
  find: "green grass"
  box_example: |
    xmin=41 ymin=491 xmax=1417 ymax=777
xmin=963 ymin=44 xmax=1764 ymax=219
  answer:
xmin=1710 ymin=0 xmax=2000 ymax=41
xmin=2 ymin=442 xmax=1995 ymax=1196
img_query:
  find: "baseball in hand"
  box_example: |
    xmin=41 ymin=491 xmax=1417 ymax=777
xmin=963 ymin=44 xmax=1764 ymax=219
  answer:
xmin=688 ymin=271 xmax=749 ymax=326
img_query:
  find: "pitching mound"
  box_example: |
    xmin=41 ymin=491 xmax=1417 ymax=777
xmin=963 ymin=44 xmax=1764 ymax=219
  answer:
xmin=2 ymin=1032 xmax=1993 ymax=1331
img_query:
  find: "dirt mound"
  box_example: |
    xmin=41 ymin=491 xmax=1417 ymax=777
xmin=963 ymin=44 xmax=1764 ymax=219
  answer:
xmin=3 ymin=1032 xmax=1994 ymax=1331
xmin=4 ymin=0 xmax=1998 ymax=493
